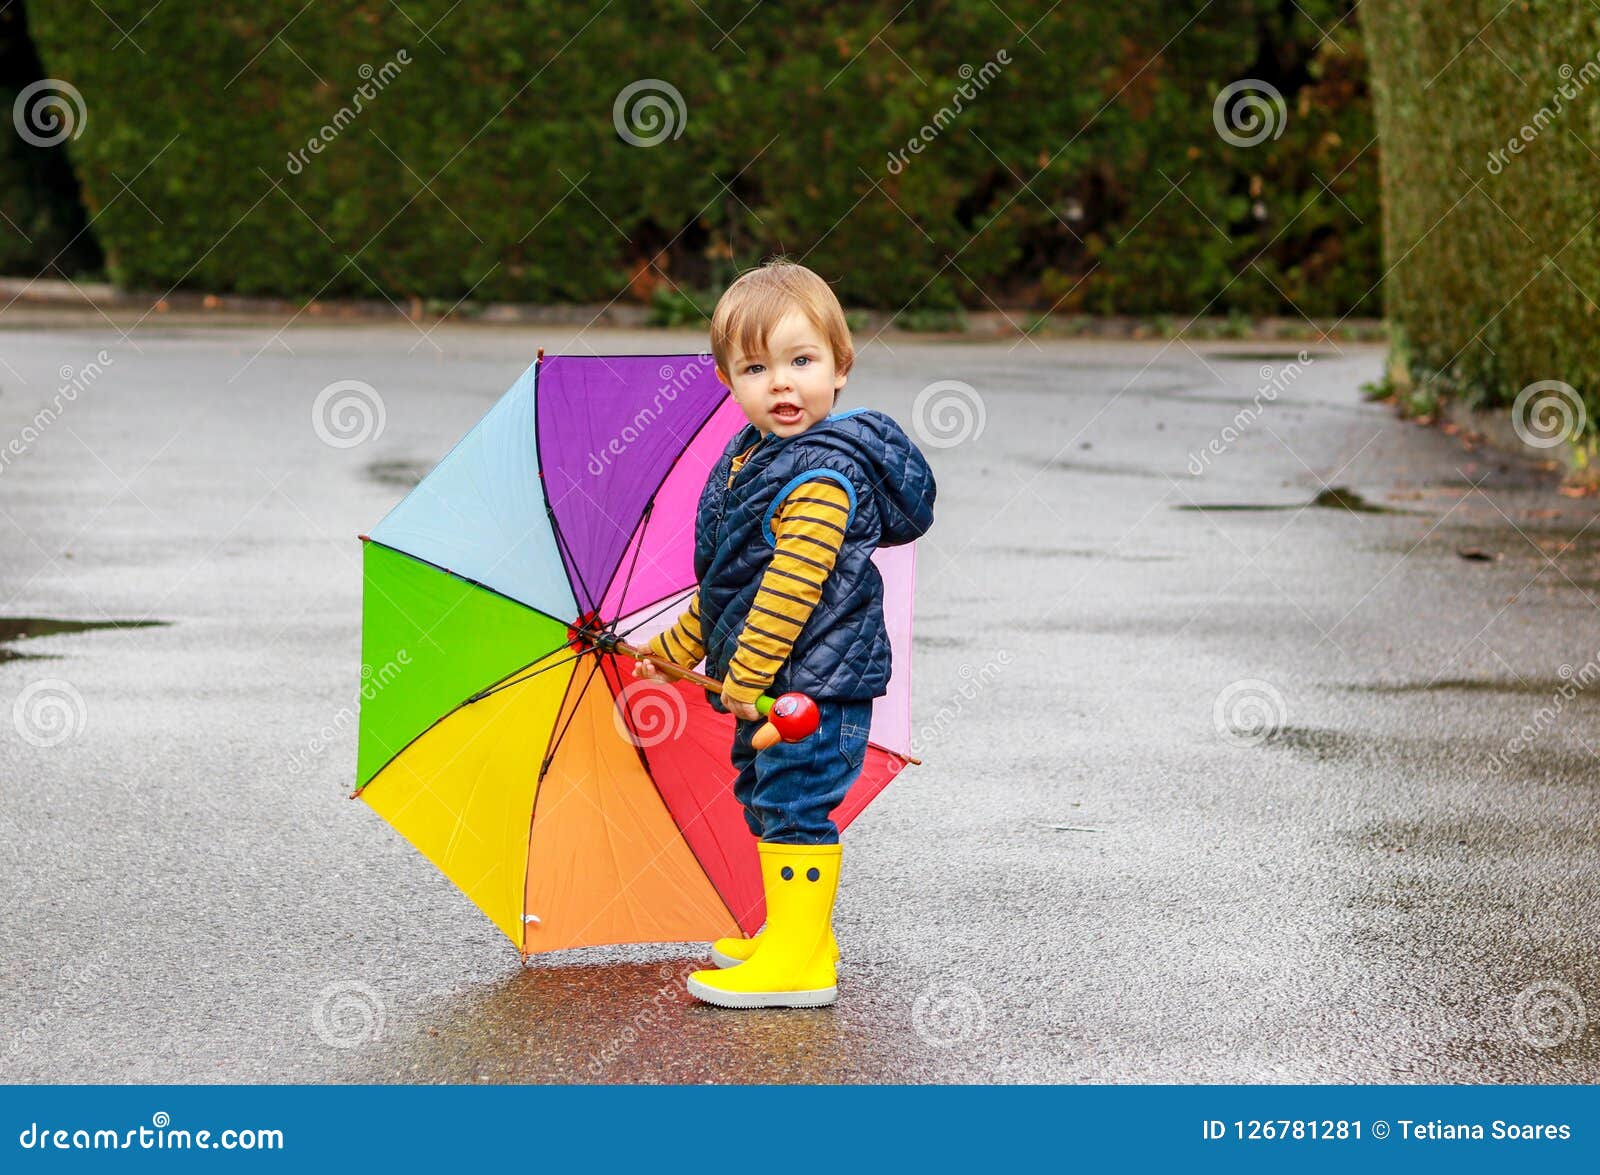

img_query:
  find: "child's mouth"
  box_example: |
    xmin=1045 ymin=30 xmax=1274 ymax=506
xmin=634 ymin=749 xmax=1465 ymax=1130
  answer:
xmin=772 ymin=404 xmax=802 ymax=423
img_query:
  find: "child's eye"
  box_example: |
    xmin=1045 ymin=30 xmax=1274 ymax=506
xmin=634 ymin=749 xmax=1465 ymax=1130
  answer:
xmin=745 ymin=363 xmax=764 ymax=375
xmin=794 ymin=356 xmax=811 ymax=367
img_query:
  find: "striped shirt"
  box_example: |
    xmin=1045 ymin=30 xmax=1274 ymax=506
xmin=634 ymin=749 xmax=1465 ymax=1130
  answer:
xmin=645 ymin=440 xmax=851 ymax=706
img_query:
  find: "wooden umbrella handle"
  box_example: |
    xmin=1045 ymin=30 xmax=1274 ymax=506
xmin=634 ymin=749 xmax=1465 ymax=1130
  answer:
xmin=610 ymin=637 xmax=772 ymax=711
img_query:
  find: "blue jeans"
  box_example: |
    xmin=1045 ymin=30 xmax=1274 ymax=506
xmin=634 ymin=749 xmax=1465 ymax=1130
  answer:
xmin=730 ymin=699 xmax=874 ymax=844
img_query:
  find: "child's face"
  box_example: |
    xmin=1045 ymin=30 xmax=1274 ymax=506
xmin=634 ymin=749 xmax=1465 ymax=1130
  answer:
xmin=717 ymin=308 xmax=848 ymax=439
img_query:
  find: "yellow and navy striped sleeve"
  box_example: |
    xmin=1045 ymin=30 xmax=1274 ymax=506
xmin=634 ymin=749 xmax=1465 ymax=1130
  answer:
xmin=644 ymin=589 xmax=706 ymax=668
xmin=723 ymin=479 xmax=852 ymax=705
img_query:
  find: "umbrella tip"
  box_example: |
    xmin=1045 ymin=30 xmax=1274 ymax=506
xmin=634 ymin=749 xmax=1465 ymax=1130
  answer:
xmin=536 ymin=346 xmax=544 ymax=363
xmin=357 ymin=533 xmax=370 ymax=543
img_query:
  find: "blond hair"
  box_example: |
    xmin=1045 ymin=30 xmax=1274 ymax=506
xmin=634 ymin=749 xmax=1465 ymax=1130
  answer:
xmin=710 ymin=257 xmax=855 ymax=383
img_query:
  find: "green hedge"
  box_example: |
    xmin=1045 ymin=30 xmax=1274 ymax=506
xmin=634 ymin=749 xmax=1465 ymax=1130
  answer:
xmin=24 ymin=1 xmax=1377 ymax=315
xmin=1362 ymin=1 xmax=1600 ymax=455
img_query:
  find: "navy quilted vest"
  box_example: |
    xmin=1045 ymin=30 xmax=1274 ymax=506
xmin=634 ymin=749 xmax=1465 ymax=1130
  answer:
xmin=694 ymin=407 xmax=936 ymax=708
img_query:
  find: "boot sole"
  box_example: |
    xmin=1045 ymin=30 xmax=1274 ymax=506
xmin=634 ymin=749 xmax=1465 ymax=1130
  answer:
xmin=686 ymin=976 xmax=837 ymax=1008
xmin=710 ymin=946 xmax=843 ymax=969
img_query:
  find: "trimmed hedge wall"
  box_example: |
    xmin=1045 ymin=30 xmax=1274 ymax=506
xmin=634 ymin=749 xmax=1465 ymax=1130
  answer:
xmin=1362 ymin=1 xmax=1600 ymax=439
xmin=24 ymin=1 xmax=1376 ymax=315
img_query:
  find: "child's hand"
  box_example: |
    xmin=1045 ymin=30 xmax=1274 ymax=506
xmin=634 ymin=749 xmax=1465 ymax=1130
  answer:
xmin=633 ymin=656 xmax=664 ymax=681
xmin=720 ymin=683 xmax=762 ymax=722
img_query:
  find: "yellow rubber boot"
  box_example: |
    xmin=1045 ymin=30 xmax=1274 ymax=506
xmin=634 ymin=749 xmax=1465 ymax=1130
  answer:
xmin=710 ymin=926 xmax=840 ymax=969
xmin=687 ymin=842 xmax=841 ymax=1008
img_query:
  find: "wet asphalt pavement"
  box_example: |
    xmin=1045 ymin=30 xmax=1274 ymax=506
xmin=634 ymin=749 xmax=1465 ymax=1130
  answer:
xmin=0 ymin=312 xmax=1596 ymax=1083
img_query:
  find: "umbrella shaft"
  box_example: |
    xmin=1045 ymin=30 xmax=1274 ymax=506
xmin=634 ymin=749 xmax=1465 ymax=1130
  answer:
xmin=609 ymin=637 xmax=726 ymax=694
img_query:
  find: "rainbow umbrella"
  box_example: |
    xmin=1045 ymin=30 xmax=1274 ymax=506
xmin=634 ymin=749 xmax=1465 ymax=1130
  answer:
xmin=353 ymin=351 xmax=919 ymax=957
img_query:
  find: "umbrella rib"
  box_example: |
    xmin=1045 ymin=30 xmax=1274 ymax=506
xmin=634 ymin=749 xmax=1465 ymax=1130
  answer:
xmin=520 ymin=653 xmax=605 ymax=941
xmin=589 ymin=390 xmax=729 ymax=612
xmin=515 ymin=645 xmax=603 ymax=952
xmin=611 ymin=586 xmax=697 ymax=642
xmin=606 ymin=496 xmax=653 ymax=624
xmin=464 ymin=644 xmax=593 ymax=703
xmin=535 ymin=652 xmax=605 ymax=782
xmin=546 ymin=693 xmax=751 ymax=948
xmin=351 ymin=645 xmax=592 ymax=796
xmin=543 ymin=495 xmax=600 ymax=616
xmin=363 ymin=537 xmax=575 ymax=631
xmin=531 ymin=361 xmax=601 ymax=617
xmin=602 ymin=649 xmax=746 ymax=936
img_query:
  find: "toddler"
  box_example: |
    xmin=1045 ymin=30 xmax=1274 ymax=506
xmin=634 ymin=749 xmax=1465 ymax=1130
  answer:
xmin=634 ymin=258 xmax=936 ymax=1009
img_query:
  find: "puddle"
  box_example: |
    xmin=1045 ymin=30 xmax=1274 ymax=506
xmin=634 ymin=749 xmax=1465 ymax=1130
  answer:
xmin=1257 ymin=725 xmax=1388 ymax=764
xmin=367 ymin=460 xmax=429 ymax=489
xmin=0 ymin=617 xmax=168 ymax=663
xmin=1338 ymin=813 xmax=1600 ymax=862
xmin=1358 ymin=524 xmax=1598 ymax=567
xmin=1204 ymin=350 xmax=1332 ymax=362
xmin=912 ymin=634 xmax=973 ymax=650
xmin=1165 ymin=392 xmax=1308 ymax=409
xmin=980 ymin=545 xmax=1179 ymax=562
xmin=1341 ymin=678 xmax=1591 ymax=699
xmin=1174 ymin=486 xmax=1407 ymax=515
xmin=1016 ymin=455 xmax=1166 ymax=480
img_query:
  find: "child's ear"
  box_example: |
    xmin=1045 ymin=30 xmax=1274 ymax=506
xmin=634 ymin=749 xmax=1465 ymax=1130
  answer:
xmin=715 ymin=366 xmax=731 ymax=388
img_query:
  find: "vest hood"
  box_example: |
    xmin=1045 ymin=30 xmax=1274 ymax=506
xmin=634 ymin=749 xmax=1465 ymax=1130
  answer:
xmin=735 ymin=407 xmax=936 ymax=546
